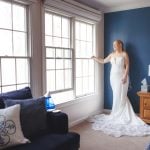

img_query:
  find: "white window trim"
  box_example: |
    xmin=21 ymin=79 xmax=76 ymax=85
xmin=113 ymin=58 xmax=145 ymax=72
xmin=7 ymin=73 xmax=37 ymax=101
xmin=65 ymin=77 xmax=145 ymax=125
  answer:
xmin=2 ymin=0 xmax=38 ymax=5
xmin=74 ymin=20 xmax=96 ymax=98
xmin=0 ymin=0 xmax=31 ymax=92
xmin=45 ymin=46 xmax=74 ymax=94
xmin=43 ymin=10 xmax=74 ymax=94
xmin=42 ymin=1 xmax=101 ymax=104
xmin=43 ymin=11 xmax=96 ymax=96
xmin=44 ymin=0 xmax=102 ymax=23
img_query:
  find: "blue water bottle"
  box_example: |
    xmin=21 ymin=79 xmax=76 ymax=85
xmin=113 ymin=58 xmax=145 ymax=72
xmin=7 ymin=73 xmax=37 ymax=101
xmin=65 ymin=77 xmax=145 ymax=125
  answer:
xmin=44 ymin=91 xmax=55 ymax=111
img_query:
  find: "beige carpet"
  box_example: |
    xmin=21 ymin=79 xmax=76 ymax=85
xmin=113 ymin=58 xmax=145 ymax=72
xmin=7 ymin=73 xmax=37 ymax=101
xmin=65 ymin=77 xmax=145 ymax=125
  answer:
xmin=70 ymin=121 xmax=150 ymax=150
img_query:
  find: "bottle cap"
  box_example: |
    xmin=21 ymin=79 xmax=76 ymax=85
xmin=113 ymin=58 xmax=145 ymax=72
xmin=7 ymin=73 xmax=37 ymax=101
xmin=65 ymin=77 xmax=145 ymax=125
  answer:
xmin=44 ymin=91 xmax=51 ymax=97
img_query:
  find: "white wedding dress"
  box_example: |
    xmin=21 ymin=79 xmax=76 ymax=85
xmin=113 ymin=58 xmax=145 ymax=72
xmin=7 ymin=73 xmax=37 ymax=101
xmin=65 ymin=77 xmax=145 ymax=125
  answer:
xmin=90 ymin=56 xmax=150 ymax=137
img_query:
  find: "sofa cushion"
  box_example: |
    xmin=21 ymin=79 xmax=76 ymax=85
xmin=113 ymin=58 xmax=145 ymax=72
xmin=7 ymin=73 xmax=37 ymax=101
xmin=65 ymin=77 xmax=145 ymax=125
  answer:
xmin=5 ymin=132 xmax=80 ymax=150
xmin=4 ymin=97 xmax=47 ymax=139
xmin=0 ymin=87 xmax=32 ymax=109
xmin=47 ymin=112 xmax=68 ymax=134
xmin=0 ymin=105 xmax=29 ymax=149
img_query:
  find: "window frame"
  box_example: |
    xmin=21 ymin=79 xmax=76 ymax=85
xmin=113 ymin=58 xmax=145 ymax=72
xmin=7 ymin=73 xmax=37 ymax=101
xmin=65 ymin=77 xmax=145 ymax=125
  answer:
xmin=45 ymin=46 xmax=74 ymax=94
xmin=74 ymin=19 xmax=95 ymax=98
xmin=0 ymin=0 xmax=31 ymax=93
xmin=44 ymin=10 xmax=74 ymax=94
xmin=43 ymin=8 xmax=96 ymax=100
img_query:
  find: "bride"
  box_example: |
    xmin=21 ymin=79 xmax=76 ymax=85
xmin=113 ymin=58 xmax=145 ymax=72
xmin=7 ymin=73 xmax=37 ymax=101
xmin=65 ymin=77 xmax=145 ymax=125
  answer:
xmin=91 ymin=40 xmax=150 ymax=137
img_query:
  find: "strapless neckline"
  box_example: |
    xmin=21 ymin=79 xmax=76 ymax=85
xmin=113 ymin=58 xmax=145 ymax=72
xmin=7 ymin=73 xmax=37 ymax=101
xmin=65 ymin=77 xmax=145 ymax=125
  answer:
xmin=111 ymin=55 xmax=124 ymax=64
xmin=111 ymin=55 xmax=124 ymax=59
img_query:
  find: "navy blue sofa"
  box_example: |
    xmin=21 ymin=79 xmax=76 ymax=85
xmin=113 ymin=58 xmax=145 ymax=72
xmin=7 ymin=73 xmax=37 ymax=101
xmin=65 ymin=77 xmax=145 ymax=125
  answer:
xmin=0 ymin=87 xmax=80 ymax=150
xmin=6 ymin=112 xmax=80 ymax=150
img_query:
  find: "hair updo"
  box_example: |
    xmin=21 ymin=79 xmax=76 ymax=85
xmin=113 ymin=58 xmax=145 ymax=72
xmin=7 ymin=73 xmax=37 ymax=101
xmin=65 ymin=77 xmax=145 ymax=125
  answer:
xmin=114 ymin=40 xmax=124 ymax=51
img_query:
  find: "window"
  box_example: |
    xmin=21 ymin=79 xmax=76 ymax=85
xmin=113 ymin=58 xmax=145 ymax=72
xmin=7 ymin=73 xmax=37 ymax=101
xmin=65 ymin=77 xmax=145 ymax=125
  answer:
xmin=45 ymin=12 xmax=72 ymax=93
xmin=75 ymin=21 xmax=95 ymax=97
xmin=44 ymin=11 xmax=95 ymax=103
xmin=0 ymin=1 xmax=30 ymax=92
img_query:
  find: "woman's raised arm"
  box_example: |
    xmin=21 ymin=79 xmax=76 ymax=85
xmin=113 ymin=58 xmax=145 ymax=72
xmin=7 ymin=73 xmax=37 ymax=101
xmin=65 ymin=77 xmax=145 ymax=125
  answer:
xmin=91 ymin=54 xmax=112 ymax=64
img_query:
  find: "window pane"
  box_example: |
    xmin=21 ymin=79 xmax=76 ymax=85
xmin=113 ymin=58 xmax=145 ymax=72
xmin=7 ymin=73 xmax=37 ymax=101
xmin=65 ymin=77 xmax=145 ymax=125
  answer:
xmin=56 ymin=49 xmax=63 ymax=58
xmin=52 ymin=90 xmax=74 ymax=104
xmin=89 ymin=76 xmax=94 ymax=93
xmin=87 ymin=24 xmax=92 ymax=41
xmin=75 ymin=22 xmax=80 ymax=40
xmin=56 ymin=59 xmax=63 ymax=69
xmin=13 ymin=31 xmax=27 ymax=56
xmin=56 ymin=70 xmax=64 ymax=90
xmin=2 ymin=85 xmax=16 ymax=93
xmin=65 ymin=59 xmax=71 ymax=69
xmin=62 ymin=38 xmax=69 ymax=48
xmin=1 ymin=58 xmax=16 ymax=85
xmin=13 ymin=4 xmax=26 ymax=31
xmin=45 ymin=13 xmax=52 ymax=35
xmin=83 ymin=77 xmax=88 ymax=94
xmin=75 ymin=20 xmax=95 ymax=97
xmin=76 ymin=77 xmax=82 ymax=96
xmin=75 ymin=40 xmax=80 ymax=58
xmin=53 ymin=15 xmax=61 ymax=37
xmin=64 ymin=50 xmax=71 ymax=58
xmin=46 ymin=48 xmax=55 ymax=57
xmin=65 ymin=69 xmax=71 ymax=89
xmin=0 ymin=30 xmax=12 ymax=56
xmin=53 ymin=37 xmax=61 ymax=47
xmin=62 ymin=18 xmax=69 ymax=38
xmin=45 ymin=35 xmax=52 ymax=46
xmin=76 ymin=59 xmax=82 ymax=77
xmin=0 ymin=1 xmax=12 ymax=29
xmin=87 ymin=42 xmax=93 ymax=58
xmin=80 ymin=41 xmax=86 ymax=58
xmin=89 ymin=60 xmax=94 ymax=76
xmin=46 ymin=59 xmax=55 ymax=70
xmin=83 ymin=59 xmax=89 ymax=76
xmin=80 ymin=23 xmax=86 ymax=40
xmin=47 ymin=70 xmax=55 ymax=91
xmin=16 ymin=59 xmax=29 ymax=84
xmin=17 ymin=84 xmax=29 ymax=90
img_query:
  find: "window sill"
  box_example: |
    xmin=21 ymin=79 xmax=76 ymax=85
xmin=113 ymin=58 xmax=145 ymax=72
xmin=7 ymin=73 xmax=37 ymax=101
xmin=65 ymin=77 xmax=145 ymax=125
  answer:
xmin=56 ymin=93 xmax=95 ymax=109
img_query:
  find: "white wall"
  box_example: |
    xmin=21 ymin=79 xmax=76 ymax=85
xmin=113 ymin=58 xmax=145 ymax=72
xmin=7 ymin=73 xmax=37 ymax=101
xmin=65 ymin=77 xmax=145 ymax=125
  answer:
xmin=29 ymin=0 xmax=104 ymax=127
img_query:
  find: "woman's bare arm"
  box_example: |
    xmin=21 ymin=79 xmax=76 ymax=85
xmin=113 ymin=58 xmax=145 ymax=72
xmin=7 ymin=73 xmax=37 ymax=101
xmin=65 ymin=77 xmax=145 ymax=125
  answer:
xmin=91 ymin=54 xmax=112 ymax=64
xmin=124 ymin=52 xmax=129 ymax=76
xmin=122 ymin=52 xmax=129 ymax=84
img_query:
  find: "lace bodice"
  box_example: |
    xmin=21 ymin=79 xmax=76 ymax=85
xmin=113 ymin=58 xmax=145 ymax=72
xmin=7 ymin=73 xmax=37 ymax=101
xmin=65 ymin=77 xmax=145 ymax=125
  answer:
xmin=110 ymin=56 xmax=125 ymax=75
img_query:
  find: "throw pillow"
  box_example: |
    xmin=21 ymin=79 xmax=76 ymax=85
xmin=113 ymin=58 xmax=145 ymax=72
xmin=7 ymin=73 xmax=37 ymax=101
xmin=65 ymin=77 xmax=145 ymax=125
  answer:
xmin=0 ymin=87 xmax=33 ymax=109
xmin=0 ymin=104 xmax=29 ymax=149
xmin=4 ymin=97 xmax=47 ymax=139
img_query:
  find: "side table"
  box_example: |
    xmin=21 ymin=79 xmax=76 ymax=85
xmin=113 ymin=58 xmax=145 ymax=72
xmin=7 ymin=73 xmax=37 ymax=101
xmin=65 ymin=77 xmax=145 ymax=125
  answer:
xmin=137 ymin=91 xmax=150 ymax=123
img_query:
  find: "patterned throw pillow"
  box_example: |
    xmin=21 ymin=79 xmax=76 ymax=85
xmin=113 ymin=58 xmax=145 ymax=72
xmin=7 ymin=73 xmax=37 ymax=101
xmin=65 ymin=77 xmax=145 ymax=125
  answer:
xmin=0 ymin=104 xmax=29 ymax=149
xmin=4 ymin=97 xmax=47 ymax=139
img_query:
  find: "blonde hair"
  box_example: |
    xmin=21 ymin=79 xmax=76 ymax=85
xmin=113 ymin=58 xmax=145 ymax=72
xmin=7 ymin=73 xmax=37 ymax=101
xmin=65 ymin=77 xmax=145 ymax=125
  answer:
xmin=114 ymin=40 xmax=124 ymax=51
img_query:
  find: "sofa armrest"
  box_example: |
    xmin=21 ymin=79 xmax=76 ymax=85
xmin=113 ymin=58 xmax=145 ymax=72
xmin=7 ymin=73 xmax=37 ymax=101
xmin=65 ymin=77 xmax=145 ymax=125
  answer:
xmin=46 ymin=111 xmax=68 ymax=134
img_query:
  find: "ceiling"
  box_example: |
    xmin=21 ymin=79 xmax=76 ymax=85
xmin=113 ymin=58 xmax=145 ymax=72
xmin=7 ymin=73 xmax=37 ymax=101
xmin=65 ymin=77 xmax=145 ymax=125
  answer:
xmin=73 ymin=0 xmax=150 ymax=12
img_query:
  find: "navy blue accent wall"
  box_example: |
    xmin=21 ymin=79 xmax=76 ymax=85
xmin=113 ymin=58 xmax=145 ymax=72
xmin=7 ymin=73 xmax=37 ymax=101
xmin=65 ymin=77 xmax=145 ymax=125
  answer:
xmin=104 ymin=7 xmax=150 ymax=113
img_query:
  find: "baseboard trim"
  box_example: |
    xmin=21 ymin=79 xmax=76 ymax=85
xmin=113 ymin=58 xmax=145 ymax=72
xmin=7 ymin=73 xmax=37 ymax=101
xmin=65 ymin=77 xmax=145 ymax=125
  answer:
xmin=69 ymin=116 xmax=88 ymax=128
xmin=103 ymin=109 xmax=111 ymax=114
xmin=69 ymin=110 xmax=102 ymax=128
